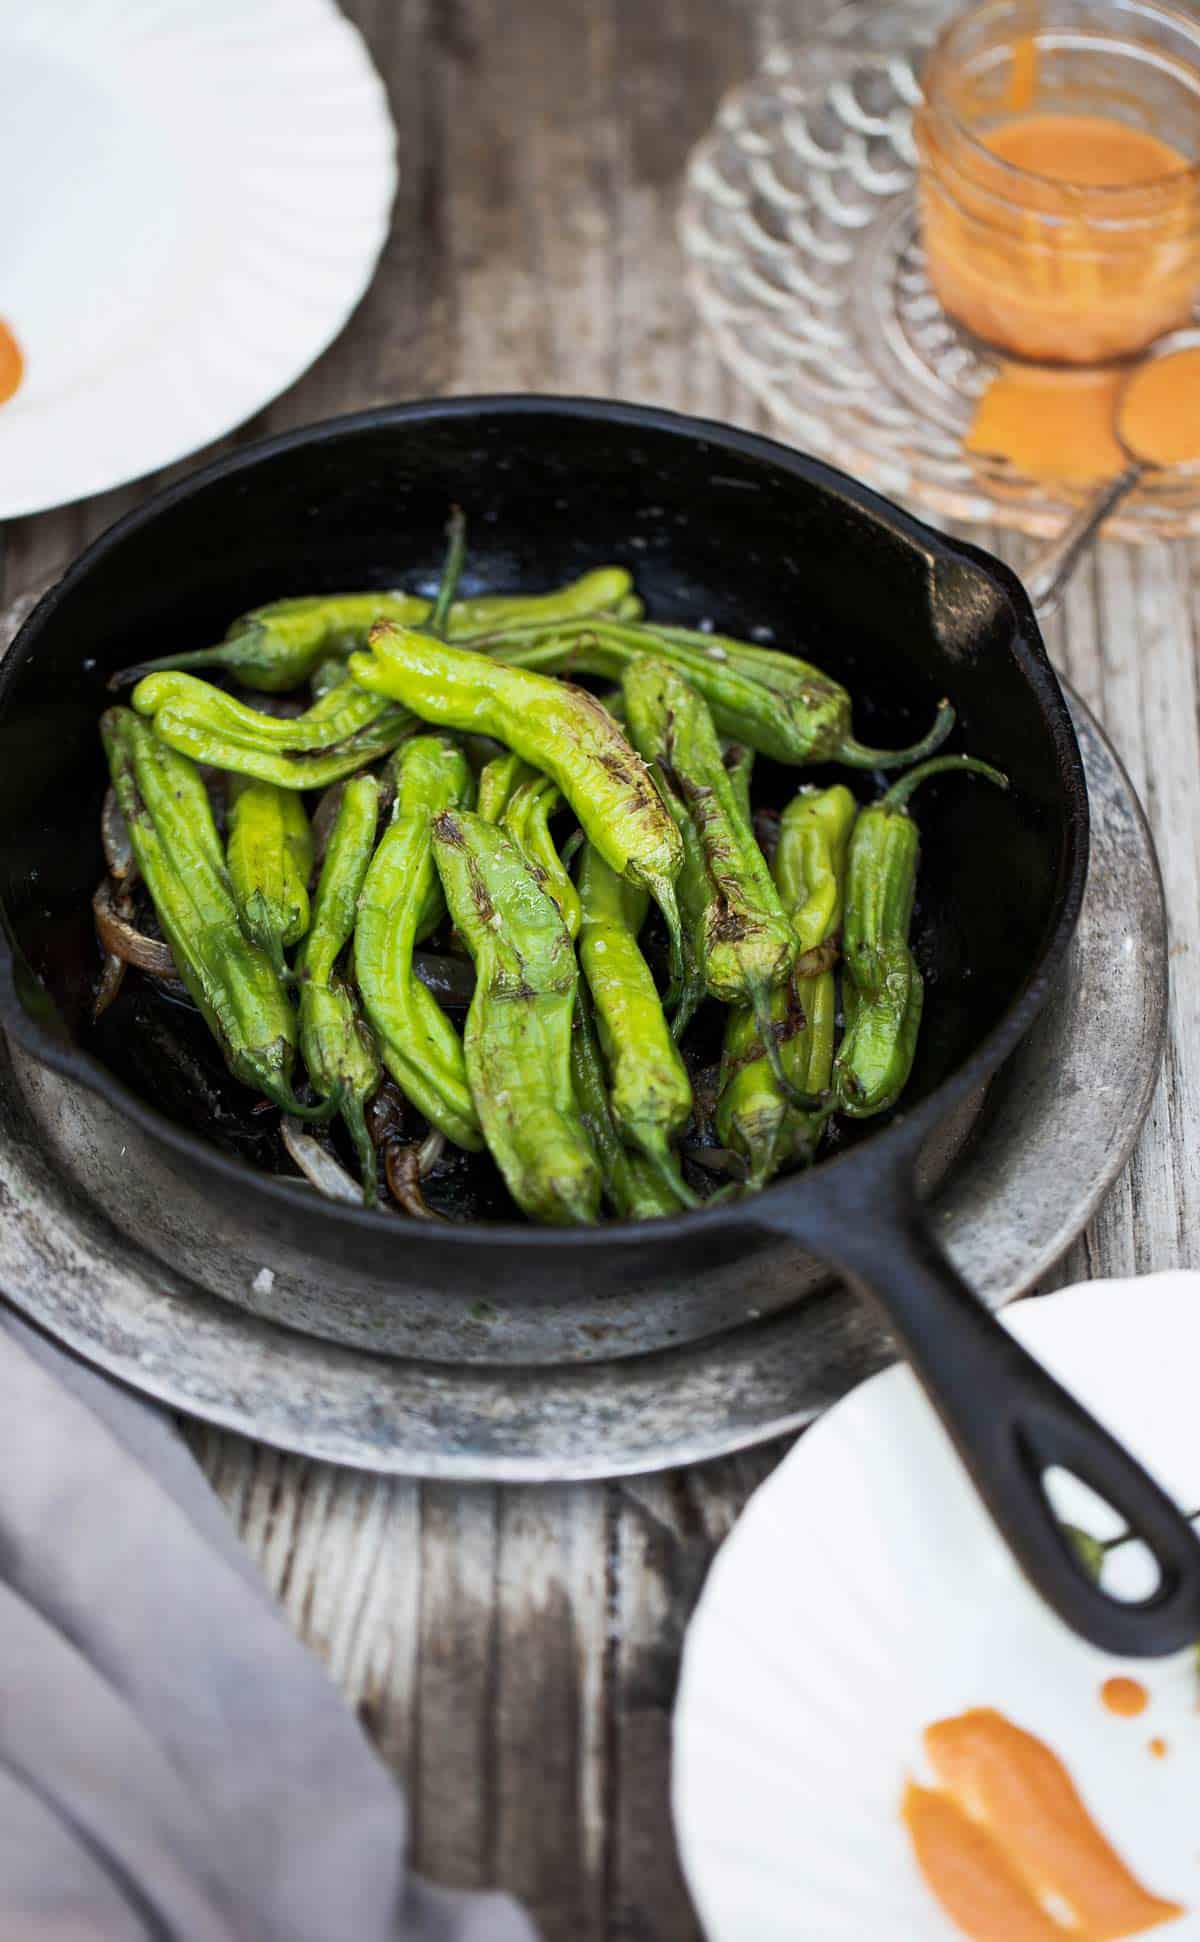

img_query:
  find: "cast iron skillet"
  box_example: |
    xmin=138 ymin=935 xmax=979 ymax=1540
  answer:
xmin=0 ymin=397 xmax=1197 ymax=1655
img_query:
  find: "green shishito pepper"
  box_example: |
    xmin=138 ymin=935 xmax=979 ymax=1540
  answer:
xmin=502 ymin=772 xmax=582 ymax=940
xmin=100 ymin=709 xmax=331 ymax=1120
xmin=349 ymin=622 xmax=688 ymax=1006
xmin=431 ymin=807 xmax=601 ymax=1225
xmin=576 ymin=843 xmax=696 ymax=1208
xmin=129 ymin=670 xmax=414 ymax=790
xmin=110 ymin=569 xmax=635 ymax=694
xmin=476 ymin=750 xmax=533 ymax=825
xmin=835 ymin=755 xmax=1009 ymax=1119
xmin=622 ymin=657 xmax=812 ymax=1110
xmin=226 ymin=778 xmax=314 ymax=980
xmin=470 ymin=617 xmax=954 ymax=771
xmin=717 ymin=784 xmax=857 ymax=1188
xmin=355 ymin=737 xmax=482 ymax=1151
xmin=570 ymin=984 xmax=682 ymax=1222
xmin=295 ymin=775 xmax=382 ymax=1203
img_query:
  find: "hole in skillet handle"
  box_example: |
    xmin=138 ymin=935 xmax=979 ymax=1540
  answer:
xmin=761 ymin=1151 xmax=1200 ymax=1659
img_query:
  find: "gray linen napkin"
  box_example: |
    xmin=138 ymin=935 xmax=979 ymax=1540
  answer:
xmin=0 ymin=1308 xmax=539 ymax=1942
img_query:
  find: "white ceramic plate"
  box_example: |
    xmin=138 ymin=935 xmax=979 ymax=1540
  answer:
xmin=0 ymin=0 xmax=395 ymax=519
xmin=674 ymin=1274 xmax=1200 ymax=1941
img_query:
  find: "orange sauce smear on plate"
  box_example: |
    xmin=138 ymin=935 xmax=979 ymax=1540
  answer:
xmin=1101 ymin=1677 xmax=1150 ymax=1719
xmin=0 ymin=320 xmax=22 ymax=407
xmin=903 ymin=1707 xmax=1183 ymax=1941
xmin=1119 ymin=347 xmax=1200 ymax=467
xmin=966 ymin=364 xmax=1125 ymax=483
xmin=967 ymin=343 xmax=1200 ymax=483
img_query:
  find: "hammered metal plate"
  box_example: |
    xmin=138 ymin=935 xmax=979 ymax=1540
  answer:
xmin=680 ymin=4 xmax=1200 ymax=541
xmin=0 ymin=687 xmax=1165 ymax=1479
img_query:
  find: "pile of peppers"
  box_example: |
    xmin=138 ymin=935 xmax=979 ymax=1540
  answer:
xmin=94 ymin=515 xmax=1006 ymax=1224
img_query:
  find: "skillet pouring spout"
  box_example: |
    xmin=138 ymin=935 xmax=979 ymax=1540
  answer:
xmin=760 ymin=1148 xmax=1200 ymax=1659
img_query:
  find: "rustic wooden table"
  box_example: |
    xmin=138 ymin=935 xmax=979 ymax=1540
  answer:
xmin=4 ymin=3 xmax=1199 ymax=1935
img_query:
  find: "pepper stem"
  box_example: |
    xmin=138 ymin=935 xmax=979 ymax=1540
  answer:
xmin=107 ymin=638 xmax=248 ymax=691
xmin=880 ymin=754 xmax=1010 ymax=815
xmin=835 ymin=700 xmax=957 ymax=771
xmin=429 ymin=506 xmax=468 ymax=639
xmin=342 ymin=1092 xmax=379 ymax=1209
xmin=264 ymin=1080 xmax=344 ymax=1123
xmin=639 ymin=1139 xmax=702 ymax=1213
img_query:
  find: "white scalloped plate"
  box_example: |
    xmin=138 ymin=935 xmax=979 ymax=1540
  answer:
xmin=0 ymin=0 xmax=395 ymax=518
xmin=674 ymin=1275 xmax=1200 ymax=1941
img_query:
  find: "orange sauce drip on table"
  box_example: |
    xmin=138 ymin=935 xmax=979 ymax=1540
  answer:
xmin=1149 ymin=1738 xmax=1168 ymax=1760
xmin=1101 ymin=1677 xmax=1150 ymax=1719
xmin=903 ymin=1707 xmax=1183 ymax=1941
xmin=0 ymin=320 xmax=22 ymax=407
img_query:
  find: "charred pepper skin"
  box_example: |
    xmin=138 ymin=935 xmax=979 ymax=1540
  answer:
xmin=129 ymin=669 xmax=414 ymax=790
xmin=470 ymin=617 xmax=955 ymax=771
xmin=226 ymin=779 xmax=314 ymax=981
xmin=110 ymin=569 xmax=635 ymax=693
xmin=622 ymin=657 xmax=814 ymax=1110
xmin=431 ymin=807 xmax=602 ymax=1227
xmin=717 ymin=784 xmax=857 ymax=1188
xmin=576 ymin=843 xmax=696 ymax=1208
xmin=835 ymin=756 xmax=1009 ymax=1119
xmin=350 ymin=621 xmax=688 ymax=1006
xmin=100 ymin=708 xmax=332 ymax=1120
xmin=355 ymin=737 xmax=483 ymax=1151
xmin=295 ymin=775 xmax=382 ymax=1204
xmin=570 ymin=984 xmax=683 ymax=1221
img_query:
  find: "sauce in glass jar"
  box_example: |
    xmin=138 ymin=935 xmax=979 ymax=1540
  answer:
xmin=915 ymin=0 xmax=1200 ymax=366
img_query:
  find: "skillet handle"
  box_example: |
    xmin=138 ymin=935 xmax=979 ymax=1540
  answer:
xmin=793 ymin=1169 xmax=1200 ymax=1657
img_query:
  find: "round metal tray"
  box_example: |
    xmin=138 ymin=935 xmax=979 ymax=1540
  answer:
xmin=0 ymin=685 xmax=1165 ymax=1478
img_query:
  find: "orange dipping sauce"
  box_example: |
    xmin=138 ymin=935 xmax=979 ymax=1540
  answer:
xmin=966 ymin=363 xmax=1125 ymax=483
xmin=0 ymin=320 xmax=22 ymax=407
xmin=1119 ymin=346 xmax=1200 ymax=467
xmin=967 ymin=342 xmax=1200 ymax=483
xmin=918 ymin=111 xmax=1200 ymax=365
xmin=903 ymin=1707 xmax=1183 ymax=1941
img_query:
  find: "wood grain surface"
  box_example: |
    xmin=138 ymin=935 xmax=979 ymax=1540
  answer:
xmin=3 ymin=4 xmax=1198 ymax=1936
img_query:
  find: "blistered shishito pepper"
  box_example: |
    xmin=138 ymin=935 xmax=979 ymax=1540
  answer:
xmin=835 ymin=756 xmax=1008 ymax=1118
xmin=717 ymin=784 xmax=857 ymax=1187
xmin=503 ymin=772 xmax=582 ymax=940
xmin=226 ymin=779 xmax=314 ymax=980
xmin=576 ymin=843 xmax=696 ymax=1207
xmin=622 ymin=658 xmax=813 ymax=1109
xmin=350 ymin=622 xmax=688 ymax=1005
xmin=295 ymin=775 xmax=382 ymax=1202
xmin=110 ymin=569 xmax=636 ymax=693
xmin=432 ymin=807 xmax=601 ymax=1226
xmin=129 ymin=670 xmax=413 ymax=790
xmin=472 ymin=617 xmax=954 ymax=770
xmin=100 ymin=709 xmax=331 ymax=1119
xmin=355 ymin=737 xmax=482 ymax=1150
xmin=570 ymin=985 xmax=681 ymax=1221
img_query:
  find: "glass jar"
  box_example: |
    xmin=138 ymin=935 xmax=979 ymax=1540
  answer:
xmin=914 ymin=0 xmax=1200 ymax=365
